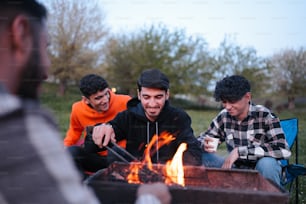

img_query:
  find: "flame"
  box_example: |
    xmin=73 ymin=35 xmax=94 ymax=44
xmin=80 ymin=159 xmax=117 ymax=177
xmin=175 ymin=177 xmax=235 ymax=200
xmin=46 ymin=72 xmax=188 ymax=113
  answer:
xmin=143 ymin=134 xmax=157 ymax=170
xmin=143 ymin=132 xmax=175 ymax=170
xmin=164 ymin=143 xmax=187 ymax=186
xmin=126 ymin=132 xmax=186 ymax=186
xmin=126 ymin=162 xmax=140 ymax=183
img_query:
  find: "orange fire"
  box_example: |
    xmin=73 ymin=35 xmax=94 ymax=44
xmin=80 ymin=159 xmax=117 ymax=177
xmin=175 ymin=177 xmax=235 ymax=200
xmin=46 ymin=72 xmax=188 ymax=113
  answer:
xmin=143 ymin=132 xmax=175 ymax=170
xmin=164 ymin=143 xmax=187 ymax=186
xmin=126 ymin=163 xmax=140 ymax=184
xmin=127 ymin=132 xmax=187 ymax=186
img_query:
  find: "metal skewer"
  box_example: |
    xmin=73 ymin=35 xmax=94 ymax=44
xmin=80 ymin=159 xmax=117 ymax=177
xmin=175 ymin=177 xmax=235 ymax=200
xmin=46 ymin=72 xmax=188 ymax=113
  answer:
xmin=109 ymin=141 xmax=139 ymax=162
xmin=85 ymin=125 xmax=139 ymax=163
xmin=104 ymin=145 xmax=130 ymax=164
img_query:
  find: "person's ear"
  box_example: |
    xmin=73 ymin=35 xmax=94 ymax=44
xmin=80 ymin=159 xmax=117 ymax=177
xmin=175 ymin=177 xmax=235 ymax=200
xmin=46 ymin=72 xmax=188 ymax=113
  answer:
xmin=82 ymin=96 xmax=90 ymax=104
xmin=245 ymin=92 xmax=251 ymax=101
xmin=166 ymin=89 xmax=170 ymax=100
xmin=137 ymin=89 xmax=141 ymax=100
xmin=10 ymin=15 xmax=32 ymax=67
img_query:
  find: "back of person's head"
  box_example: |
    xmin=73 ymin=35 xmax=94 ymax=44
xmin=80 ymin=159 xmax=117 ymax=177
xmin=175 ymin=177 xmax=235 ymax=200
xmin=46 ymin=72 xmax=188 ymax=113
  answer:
xmin=137 ymin=68 xmax=169 ymax=91
xmin=79 ymin=74 xmax=109 ymax=98
xmin=214 ymin=75 xmax=251 ymax=102
xmin=0 ymin=0 xmax=47 ymax=25
xmin=0 ymin=0 xmax=47 ymax=99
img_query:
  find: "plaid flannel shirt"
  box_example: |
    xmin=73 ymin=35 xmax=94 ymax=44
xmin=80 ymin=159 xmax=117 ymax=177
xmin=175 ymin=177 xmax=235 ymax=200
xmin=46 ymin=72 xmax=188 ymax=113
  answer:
xmin=198 ymin=103 xmax=291 ymax=161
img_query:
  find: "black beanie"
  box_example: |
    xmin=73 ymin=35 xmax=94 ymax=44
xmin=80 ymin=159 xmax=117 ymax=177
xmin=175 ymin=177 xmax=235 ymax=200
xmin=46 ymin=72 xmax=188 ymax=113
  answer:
xmin=137 ymin=69 xmax=169 ymax=90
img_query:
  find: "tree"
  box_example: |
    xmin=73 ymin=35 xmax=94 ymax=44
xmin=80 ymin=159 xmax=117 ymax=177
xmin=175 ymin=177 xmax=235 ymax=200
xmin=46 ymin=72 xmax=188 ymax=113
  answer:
xmin=104 ymin=24 xmax=213 ymax=97
xmin=212 ymin=37 xmax=270 ymax=98
xmin=46 ymin=0 xmax=108 ymax=95
xmin=268 ymin=47 xmax=306 ymax=109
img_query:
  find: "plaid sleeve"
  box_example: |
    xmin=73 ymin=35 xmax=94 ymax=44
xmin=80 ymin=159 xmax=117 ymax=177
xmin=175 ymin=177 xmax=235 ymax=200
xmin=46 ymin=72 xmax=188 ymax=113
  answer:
xmin=197 ymin=114 xmax=224 ymax=146
xmin=240 ymin=115 xmax=291 ymax=160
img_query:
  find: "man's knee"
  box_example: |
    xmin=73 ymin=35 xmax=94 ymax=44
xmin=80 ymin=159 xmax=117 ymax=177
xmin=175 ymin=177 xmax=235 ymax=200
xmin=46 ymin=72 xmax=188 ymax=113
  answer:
xmin=256 ymin=157 xmax=281 ymax=172
xmin=201 ymin=152 xmax=224 ymax=168
xmin=256 ymin=157 xmax=281 ymax=186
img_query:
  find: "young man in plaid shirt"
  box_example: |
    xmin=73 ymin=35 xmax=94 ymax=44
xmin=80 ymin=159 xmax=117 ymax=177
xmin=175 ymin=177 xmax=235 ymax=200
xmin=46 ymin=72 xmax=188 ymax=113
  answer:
xmin=198 ymin=75 xmax=291 ymax=187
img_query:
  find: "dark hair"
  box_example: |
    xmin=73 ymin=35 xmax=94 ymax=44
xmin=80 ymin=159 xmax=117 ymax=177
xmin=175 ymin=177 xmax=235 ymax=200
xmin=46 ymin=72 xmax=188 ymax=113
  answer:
xmin=0 ymin=0 xmax=47 ymax=25
xmin=79 ymin=74 xmax=109 ymax=98
xmin=137 ymin=68 xmax=169 ymax=91
xmin=214 ymin=75 xmax=251 ymax=103
xmin=0 ymin=0 xmax=47 ymax=100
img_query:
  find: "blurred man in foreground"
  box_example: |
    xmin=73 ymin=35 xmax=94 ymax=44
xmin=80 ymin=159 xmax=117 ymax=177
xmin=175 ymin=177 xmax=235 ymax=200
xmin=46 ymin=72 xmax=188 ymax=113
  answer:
xmin=0 ymin=1 xmax=99 ymax=203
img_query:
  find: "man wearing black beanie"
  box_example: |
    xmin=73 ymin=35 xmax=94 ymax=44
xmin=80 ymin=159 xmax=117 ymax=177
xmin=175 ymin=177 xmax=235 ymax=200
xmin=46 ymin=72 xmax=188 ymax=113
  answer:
xmin=86 ymin=68 xmax=202 ymax=166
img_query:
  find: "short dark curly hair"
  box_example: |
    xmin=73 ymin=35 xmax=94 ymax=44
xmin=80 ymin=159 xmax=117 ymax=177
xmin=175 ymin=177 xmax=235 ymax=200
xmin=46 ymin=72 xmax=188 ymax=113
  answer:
xmin=214 ymin=75 xmax=251 ymax=103
xmin=79 ymin=74 xmax=109 ymax=98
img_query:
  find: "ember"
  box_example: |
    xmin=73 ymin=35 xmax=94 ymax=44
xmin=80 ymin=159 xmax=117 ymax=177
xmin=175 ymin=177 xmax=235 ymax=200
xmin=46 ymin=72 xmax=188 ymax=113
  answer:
xmin=125 ymin=132 xmax=186 ymax=186
xmin=127 ymin=163 xmax=164 ymax=183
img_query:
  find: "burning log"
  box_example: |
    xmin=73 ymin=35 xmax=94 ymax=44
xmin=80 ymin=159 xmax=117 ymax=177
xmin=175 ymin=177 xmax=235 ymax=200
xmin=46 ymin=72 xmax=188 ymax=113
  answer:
xmin=137 ymin=164 xmax=164 ymax=183
xmin=98 ymin=162 xmax=165 ymax=184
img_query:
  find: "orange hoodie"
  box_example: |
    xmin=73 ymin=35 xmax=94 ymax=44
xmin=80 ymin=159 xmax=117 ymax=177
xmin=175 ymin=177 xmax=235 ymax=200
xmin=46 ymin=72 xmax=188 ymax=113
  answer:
xmin=64 ymin=91 xmax=131 ymax=154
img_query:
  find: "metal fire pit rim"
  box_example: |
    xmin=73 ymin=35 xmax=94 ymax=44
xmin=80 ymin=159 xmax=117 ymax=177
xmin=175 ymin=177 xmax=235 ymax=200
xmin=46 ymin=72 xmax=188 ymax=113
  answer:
xmin=198 ymin=166 xmax=259 ymax=173
xmin=86 ymin=162 xmax=289 ymax=204
xmin=85 ymin=162 xmax=275 ymax=191
xmin=102 ymin=161 xmax=262 ymax=175
xmin=86 ymin=179 xmax=288 ymax=195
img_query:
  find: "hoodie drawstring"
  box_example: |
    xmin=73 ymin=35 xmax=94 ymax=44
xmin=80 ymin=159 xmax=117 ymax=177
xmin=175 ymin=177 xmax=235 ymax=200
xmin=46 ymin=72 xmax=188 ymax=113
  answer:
xmin=146 ymin=121 xmax=150 ymax=145
xmin=146 ymin=121 xmax=159 ymax=163
xmin=155 ymin=122 xmax=159 ymax=162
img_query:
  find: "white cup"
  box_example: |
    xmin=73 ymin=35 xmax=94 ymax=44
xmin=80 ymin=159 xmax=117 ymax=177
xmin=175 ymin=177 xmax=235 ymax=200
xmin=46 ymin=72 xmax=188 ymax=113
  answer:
xmin=207 ymin=137 xmax=219 ymax=152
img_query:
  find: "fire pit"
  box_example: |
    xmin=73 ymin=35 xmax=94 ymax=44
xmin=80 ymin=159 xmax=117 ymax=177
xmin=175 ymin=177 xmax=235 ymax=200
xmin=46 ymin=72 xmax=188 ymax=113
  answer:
xmin=86 ymin=162 xmax=289 ymax=204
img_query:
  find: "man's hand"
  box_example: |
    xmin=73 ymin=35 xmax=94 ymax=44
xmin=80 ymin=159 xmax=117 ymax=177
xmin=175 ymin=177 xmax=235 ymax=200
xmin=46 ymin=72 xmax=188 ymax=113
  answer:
xmin=92 ymin=124 xmax=116 ymax=148
xmin=222 ymin=147 xmax=239 ymax=169
xmin=203 ymin=136 xmax=219 ymax=153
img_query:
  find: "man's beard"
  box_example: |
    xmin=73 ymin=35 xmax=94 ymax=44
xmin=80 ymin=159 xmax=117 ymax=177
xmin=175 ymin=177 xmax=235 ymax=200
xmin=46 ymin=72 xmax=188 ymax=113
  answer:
xmin=17 ymin=44 xmax=44 ymax=100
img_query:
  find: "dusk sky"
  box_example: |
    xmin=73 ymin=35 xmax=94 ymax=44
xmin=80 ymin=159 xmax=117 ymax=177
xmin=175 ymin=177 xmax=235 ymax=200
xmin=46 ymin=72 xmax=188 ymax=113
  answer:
xmin=100 ymin=0 xmax=306 ymax=57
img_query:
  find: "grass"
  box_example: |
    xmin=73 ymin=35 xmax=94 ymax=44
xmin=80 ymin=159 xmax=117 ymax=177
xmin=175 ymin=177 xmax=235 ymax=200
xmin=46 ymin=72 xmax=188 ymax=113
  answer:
xmin=41 ymin=82 xmax=306 ymax=203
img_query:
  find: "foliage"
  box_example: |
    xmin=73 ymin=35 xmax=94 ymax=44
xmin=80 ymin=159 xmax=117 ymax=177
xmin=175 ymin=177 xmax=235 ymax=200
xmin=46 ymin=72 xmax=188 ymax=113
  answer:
xmin=44 ymin=1 xmax=305 ymax=108
xmin=46 ymin=0 xmax=108 ymax=95
xmin=103 ymin=24 xmax=213 ymax=96
xmin=44 ymin=0 xmax=305 ymax=104
xmin=211 ymin=37 xmax=271 ymax=97
xmin=268 ymin=47 xmax=306 ymax=98
xmin=170 ymin=98 xmax=218 ymax=111
xmin=40 ymin=82 xmax=81 ymax=132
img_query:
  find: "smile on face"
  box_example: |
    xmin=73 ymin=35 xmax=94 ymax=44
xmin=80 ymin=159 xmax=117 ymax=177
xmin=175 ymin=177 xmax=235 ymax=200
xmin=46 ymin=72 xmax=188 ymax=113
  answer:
xmin=138 ymin=87 xmax=169 ymax=122
xmin=84 ymin=88 xmax=110 ymax=112
xmin=222 ymin=92 xmax=251 ymax=121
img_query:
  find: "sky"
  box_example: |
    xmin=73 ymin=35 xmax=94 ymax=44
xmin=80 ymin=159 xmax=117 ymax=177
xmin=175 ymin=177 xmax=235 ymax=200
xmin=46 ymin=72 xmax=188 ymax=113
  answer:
xmin=99 ymin=0 xmax=306 ymax=57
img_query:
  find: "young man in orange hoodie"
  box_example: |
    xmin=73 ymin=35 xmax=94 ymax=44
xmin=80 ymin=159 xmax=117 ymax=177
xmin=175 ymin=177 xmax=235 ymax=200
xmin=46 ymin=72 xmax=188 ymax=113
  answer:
xmin=64 ymin=74 xmax=131 ymax=178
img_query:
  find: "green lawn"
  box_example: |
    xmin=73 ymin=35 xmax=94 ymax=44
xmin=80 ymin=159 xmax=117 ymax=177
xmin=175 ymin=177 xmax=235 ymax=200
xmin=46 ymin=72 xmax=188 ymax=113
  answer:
xmin=41 ymin=82 xmax=306 ymax=203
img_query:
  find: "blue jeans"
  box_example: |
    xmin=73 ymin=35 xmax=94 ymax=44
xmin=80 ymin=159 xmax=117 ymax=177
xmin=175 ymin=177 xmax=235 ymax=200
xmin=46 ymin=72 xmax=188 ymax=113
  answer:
xmin=202 ymin=152 xmax=282 ymax=187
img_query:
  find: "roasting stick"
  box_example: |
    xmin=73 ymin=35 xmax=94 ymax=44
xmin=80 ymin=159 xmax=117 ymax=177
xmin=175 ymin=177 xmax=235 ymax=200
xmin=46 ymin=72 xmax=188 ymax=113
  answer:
xmin=110 ymin=141 xmax=139 ymax=162
xmin=104 ymin=145 xmax=130 ymax=164
xmin=85 ymin=125 xmax=139 ymax=162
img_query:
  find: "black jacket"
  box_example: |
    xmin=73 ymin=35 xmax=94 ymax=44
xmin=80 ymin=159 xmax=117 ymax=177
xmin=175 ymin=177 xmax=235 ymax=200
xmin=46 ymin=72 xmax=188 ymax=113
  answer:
xmin=107 ymin=98 xmax=201 ymax=166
